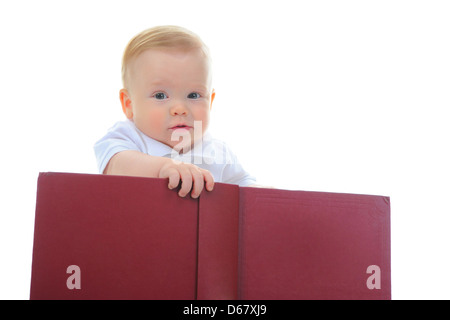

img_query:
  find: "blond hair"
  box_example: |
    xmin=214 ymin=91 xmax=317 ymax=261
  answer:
xmin=121 ymin=25 xmax=210 ymax=89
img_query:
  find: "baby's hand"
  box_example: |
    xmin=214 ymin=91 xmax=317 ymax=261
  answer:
xmin=158 ymin=160 xmax=214 ymax=198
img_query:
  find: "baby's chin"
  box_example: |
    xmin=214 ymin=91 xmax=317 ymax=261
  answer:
xmin=169 ymin=135 xmax=205 ymax=153
xmin=146 ymin=125 xmax=207 ymax=151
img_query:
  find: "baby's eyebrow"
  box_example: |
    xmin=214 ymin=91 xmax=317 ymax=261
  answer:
xmin=148 ymin=79 xmax=166 ymax=86
xmin=189 ymin=84 xmax=209 ymax=92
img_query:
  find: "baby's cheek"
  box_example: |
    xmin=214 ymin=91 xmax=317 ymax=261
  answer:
xmin=146 ymin=109 xmax=166 ymax=127
xmin=134 ymin=109 xmax=166 ymax=138
xmin=148 ymin=116 xmax=163 ymax=129
xmin=198 ymin=109 xmax=211 ymax=133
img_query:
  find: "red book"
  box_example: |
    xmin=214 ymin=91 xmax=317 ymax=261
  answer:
xmin=30 ymin=172 xmax=390 ymax=300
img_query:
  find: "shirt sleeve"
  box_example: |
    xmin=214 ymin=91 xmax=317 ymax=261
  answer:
xmin=93 ymin=121 xmax=143 ymax=174
xmin=220 ymin=145 xmax=257 ymax=187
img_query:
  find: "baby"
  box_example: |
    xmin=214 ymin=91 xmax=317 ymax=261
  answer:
xmin=94 ymin=26 xmax=256 ymax=198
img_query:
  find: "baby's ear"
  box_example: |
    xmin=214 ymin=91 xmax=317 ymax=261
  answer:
xmin=119 ymin=89 xmax=133 ymax=119
xmin=210 ymin=89 xmax=215 ymax=110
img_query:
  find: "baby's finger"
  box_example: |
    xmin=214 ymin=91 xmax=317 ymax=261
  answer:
xmin=168 ymin=170 xmax=181 ymax=190
xmin=201 ymin=169 xmax=215 ymax=192
xmin=159 ymin=167 xmax=180 ymax=190
xmin=178 ymin=167 xmax=193 ymax=197
xmin=190 ymin=168 xmax=205 ymax=198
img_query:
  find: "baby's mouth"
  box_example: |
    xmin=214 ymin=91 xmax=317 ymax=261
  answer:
xmin=169 ymin=124 xmax=193 ymax=130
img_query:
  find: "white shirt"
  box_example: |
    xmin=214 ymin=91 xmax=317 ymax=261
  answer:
xmin=94 ymin=120 xmax=256 ymax=187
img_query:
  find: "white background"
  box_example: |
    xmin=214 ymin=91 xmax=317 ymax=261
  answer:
xmin=1 ymin=0 xmax=449 ymax=300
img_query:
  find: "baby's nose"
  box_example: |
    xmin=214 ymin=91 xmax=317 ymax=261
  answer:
xmin=170 ymin=102 xmax=188 ymax=116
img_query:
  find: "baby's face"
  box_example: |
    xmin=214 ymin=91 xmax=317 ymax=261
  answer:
xmin=122 ymin=48 xmax=213 ymax=150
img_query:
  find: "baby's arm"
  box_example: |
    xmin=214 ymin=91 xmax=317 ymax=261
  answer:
xmin=104 ymin=150 xmax=214 ymax=198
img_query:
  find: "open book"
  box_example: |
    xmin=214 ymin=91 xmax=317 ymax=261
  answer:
xmin=30 ymin=172 xmax=390 ymax=299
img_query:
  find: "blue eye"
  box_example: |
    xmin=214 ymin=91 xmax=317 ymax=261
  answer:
xmin=188 ymin=92 xmax=201 ymax=99
xmin=154 ymin=92 xmax=168 ymax=100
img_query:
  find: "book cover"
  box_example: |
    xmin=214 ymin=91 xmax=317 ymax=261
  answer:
xmin=30 ymin=172 xmax=390 ymax=300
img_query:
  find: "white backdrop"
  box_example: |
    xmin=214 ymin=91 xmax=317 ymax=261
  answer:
xmin=1 ymin=0 xmax=449 ymax=299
